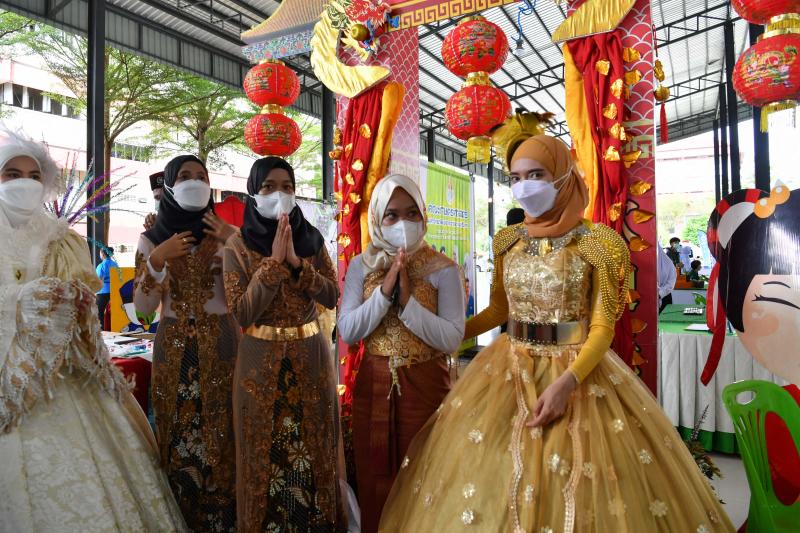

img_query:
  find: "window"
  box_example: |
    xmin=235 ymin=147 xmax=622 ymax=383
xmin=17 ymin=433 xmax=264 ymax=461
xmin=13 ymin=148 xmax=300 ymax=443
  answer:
xmin=110 ymin=142 xmax=152 ymax=162
xmin=50 ymin=100 xmax=63 ymax=115
xmin=12 ymin=84 xmax=23 ymax=107
xmin=27 ymin=88 xmax=43 ymax=111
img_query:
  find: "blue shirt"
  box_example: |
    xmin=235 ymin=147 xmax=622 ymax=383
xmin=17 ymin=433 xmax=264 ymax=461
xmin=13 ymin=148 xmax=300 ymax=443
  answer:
xmin=96 ymin=258 xmax=118 ymax=295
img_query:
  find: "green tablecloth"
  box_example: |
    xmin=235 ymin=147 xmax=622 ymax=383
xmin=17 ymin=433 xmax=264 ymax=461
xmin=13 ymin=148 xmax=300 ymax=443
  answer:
xmin=660 ymin=304 xmax=707 ymax=324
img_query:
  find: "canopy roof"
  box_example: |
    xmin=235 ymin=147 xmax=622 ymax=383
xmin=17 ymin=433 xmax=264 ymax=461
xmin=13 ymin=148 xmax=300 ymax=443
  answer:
xmin=1 ymin=0 xmax=749 ymax=174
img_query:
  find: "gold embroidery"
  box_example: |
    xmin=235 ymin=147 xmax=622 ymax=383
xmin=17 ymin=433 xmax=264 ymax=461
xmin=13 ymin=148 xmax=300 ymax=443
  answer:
xmin=224 ymin=270 xmax=245 ymax=310
xmin=258 ymin=258 xmax=290 ymax=286
xmin=134 ymin=251 xmax=164 ymax=295
xmin=363 ymin=247 xmax=453 ymax=368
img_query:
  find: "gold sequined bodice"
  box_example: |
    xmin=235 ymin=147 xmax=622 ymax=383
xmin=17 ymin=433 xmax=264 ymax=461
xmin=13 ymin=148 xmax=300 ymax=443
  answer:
xmin=504 ymin=231 xmax=593 ymax=324
xmin=362 ymin=247 xmax=451 ymax=363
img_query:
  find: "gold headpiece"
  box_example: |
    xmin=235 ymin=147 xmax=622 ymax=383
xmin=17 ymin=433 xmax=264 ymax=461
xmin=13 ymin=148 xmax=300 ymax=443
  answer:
xmin=491 ymin=110 xmax=555 ymax=173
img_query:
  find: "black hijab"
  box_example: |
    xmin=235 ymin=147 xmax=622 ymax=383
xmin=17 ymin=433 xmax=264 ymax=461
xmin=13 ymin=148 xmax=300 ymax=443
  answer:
xmin=241 ymin=157 xmax=324 ymax=258
xmin=143 ymin=155 xmax=214 ymax=246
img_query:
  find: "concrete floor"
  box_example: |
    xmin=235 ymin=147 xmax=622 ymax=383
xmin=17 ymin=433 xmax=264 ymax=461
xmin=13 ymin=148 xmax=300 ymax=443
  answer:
xmin=712 ymin=453 xmax=750 ymax=530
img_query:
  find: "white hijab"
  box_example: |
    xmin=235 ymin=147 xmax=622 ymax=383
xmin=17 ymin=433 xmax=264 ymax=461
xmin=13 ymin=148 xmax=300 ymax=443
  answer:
xmin=0 ymin=129 xmax=60 ymax=228
xmin=361 ymin=174 xmax=428 ymax=274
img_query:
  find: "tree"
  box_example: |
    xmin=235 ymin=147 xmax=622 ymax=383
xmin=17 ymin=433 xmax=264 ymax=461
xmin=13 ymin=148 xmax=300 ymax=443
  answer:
xmin=12 ymin=19 xmax=201 ymax=242
xmin=0 ymin=11 xmax=33 ymax=117
xmin=148 ymin=75 xmax=253 ymax=167
xmin=285 ymin=111 xmax=322 ymax=197
xmin=681 ymin=215 xmax=708 ymax=246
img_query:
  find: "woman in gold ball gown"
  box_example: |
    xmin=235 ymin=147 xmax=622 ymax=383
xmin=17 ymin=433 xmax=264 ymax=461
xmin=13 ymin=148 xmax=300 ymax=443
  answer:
xmin=378 ymin=125 xmax=733 ymax=532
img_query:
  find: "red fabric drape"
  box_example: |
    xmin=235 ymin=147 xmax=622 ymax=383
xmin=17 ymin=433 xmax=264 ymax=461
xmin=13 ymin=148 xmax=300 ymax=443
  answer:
xmin=215 ymin=196 xmax=245 ymax=227
xmin=567 ymin=31 xmax=627 ymax=233
xmin=568 ymin=31 xmax=635 ymax=366
xmin=337 ymin=84 xmax=386 ymax=412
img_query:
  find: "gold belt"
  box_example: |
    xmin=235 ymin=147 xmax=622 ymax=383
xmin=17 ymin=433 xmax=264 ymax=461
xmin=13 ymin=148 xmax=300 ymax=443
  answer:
xmin=246 ymin=319 xmax=320 ymax=342
xmin=507 ymin=319 xmax=588 ymax=346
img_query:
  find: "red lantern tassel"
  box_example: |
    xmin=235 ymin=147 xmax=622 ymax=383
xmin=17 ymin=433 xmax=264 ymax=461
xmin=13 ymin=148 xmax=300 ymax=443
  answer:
xmin=660 ymin=103 xmax=669 ymax=144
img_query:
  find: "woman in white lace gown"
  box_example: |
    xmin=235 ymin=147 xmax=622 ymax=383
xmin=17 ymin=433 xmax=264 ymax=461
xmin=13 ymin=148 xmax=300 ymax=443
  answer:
xmin=0 ymin=131 xmax=187 ymax=532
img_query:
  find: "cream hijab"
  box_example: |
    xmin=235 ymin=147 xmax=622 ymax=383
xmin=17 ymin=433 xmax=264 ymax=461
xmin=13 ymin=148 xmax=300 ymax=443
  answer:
xmin=361 ymin=174 xmax=427 ymax=274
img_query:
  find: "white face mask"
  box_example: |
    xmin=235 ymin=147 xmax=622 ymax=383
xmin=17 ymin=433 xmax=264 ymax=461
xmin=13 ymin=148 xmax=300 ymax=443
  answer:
xmin=510 ymin=166 xmax=571 ymax=218
xmin=0 ymin=178 xmax=44 ymax=227
xmin=252 ymin=191 xmax=296 ymax=220
xmin=167 ymin=180 xmax=211 ymax=211
xmin=382 ymin=220 xmax=424 ymax=250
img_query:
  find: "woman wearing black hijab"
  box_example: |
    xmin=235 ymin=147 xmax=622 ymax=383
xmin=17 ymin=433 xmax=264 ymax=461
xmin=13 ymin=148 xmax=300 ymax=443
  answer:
xmin=133 ymin=154 xmax=240 ymax=532
xmin=223 ymin=157 xmax=346 ymax=532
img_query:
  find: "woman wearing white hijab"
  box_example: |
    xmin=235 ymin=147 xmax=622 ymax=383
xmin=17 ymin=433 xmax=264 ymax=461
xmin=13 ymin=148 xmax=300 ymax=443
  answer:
xmin=0 ymin=129 xmax=187 ymax=532
xmin=338 ymin=174 xmax=465 ymax=533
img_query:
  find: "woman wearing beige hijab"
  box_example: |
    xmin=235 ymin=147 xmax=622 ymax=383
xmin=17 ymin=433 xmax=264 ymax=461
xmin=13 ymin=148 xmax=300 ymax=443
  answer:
xmin=379 ymin=124 xmax=733 ymax=532
xmin=338 ymin=174 xmax=465 ymax=533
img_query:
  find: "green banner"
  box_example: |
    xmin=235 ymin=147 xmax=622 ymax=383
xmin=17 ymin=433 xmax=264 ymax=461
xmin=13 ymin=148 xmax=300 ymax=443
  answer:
xmin=424 ymin=163 xmax=475 ymax=350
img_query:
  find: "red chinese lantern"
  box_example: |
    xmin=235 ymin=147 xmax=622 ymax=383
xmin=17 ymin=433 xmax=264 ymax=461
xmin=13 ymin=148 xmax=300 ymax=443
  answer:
xmin=243 ymin=59 xmax=302 ymax=157
xmin=243 ymin=60 xmax=300 ymax=107
xmin=441 ymin=16 xmax=512 ymax=163
xmin=244 ymin=111 xmax=302 ymax=157
xmin=441 ymin=16 xmax=509 ymax=77
xmin=733 ymin=31 xmax=800 ymax=131
xmin=731 ymin=0 xmax=800 ymax=24
xmin=445 ymin=74 xmax=511 ymax=162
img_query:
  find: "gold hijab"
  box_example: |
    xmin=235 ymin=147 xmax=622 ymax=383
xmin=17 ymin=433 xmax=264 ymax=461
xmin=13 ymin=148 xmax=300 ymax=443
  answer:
xmin=510 ymin=134 xmax=589 ymax=238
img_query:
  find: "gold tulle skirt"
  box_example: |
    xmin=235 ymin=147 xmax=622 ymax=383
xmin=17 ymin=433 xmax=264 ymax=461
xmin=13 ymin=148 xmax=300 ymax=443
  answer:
xmin=379 ymin=334 xmax=734 ymax=532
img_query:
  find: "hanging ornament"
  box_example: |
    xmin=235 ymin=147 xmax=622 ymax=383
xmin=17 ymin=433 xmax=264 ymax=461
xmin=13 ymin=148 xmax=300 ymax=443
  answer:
xmin=244 ymin=112 xmax=302 ymax=157
xmin=442 ymin=16 xmax=510 ymax=76
xmin=243 ymin=60 xmax=303 ymax=157
xmin=445 ymin=75 xmax=512 ymax=163
xmin=731 ymin=0 xmax=800 ymax=24
xmin=441 ymin=16 xmax=512 ymax=163
xmin=733 ymin=30 xmax=800 ymax=132
xmin=243 ymin=60 xmax=301 ymax=107
xmin=651 ymin=26 xmax=671 ymax=144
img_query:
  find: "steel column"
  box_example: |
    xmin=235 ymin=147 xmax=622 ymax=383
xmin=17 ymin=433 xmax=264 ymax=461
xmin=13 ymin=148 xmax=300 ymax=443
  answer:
xmin=712 ymin=119 xmax=721 ymax=204
xmin=87 ymin=0 xmax=106 ymax=264
xmin=321 ymin=85 xmax=335 ymax=200
xmin=749 ymin=23 xmax=771 ymax=192
xmin=719 ymin=84 xmax=730 ymax=198
xmin=724 ymin=20 xmax=742 ymax=191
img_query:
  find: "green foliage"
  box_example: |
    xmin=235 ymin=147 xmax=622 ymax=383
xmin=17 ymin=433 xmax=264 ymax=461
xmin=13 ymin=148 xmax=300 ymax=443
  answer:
xmin=148 ymin=75 xmax=254 ymax=166
xmin=681 ymin=215 xmax=708 ymax=246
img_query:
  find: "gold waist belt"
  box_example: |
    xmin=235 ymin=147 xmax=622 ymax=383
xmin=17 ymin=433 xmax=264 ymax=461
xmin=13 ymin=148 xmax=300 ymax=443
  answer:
xmin=246 ymin=319 xmax=320 ymax=342
xmin=507 ymin=319 xmax=588 ymax=346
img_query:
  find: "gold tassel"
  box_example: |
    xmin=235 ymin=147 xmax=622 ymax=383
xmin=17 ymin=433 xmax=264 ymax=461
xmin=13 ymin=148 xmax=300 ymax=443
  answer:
xmin=761 ymin=101 xmax=797 ymax=133
xmin=467 ymin=136 xmax=493 ymax=163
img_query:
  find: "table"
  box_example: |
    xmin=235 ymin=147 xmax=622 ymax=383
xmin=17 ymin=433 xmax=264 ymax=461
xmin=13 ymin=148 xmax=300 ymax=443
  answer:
xmin=657 ymin=305 xmax=785 ymax=453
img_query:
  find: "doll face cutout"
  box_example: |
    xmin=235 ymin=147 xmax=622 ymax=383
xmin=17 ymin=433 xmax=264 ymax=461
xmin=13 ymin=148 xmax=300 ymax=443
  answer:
xmin=740 ymin=273 xmax=800 ymax=383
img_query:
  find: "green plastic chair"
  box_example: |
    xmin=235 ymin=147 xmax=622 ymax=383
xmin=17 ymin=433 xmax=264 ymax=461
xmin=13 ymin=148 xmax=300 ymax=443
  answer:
xmin=722 ymin=380 xmax=800 ymax=532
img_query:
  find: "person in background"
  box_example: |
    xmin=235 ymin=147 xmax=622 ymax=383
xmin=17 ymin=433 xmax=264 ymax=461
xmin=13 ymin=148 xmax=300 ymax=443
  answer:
xmin=658 ymin=244 xmax=677 ymax=313
xmin=500 ymin=207 xmax=526 ymax=333
xmin=465 ymin=276 xmax=475 ymax=318
xmin=95 ymin=246 xmax=118 ymax=324
xmin=666 ymin=236 xmax=681 ymax=266
xmin=143 ymin=171 xmax=164 ymax=231
xmin=686 ymin=260 xmax=702 ymax=282
xmin=679 ymin=241 xmax=694 ymax=274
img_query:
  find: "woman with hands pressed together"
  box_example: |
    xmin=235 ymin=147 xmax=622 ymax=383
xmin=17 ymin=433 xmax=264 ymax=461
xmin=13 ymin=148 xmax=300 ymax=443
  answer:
xmin=338 ymin=174 xmax=464 ymax=533
xmin=223 ymin=157 xmax=346 ymax=532
xmin=379 ymin=119 xmax=732 ymax=532
xmin=134 ymin=154 xmax=240 ymax=532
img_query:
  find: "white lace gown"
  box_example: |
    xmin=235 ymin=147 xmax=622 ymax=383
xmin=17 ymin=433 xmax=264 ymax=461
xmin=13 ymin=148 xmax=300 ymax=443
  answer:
xmin=0 ymin=211 xmax=187 ymax=532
